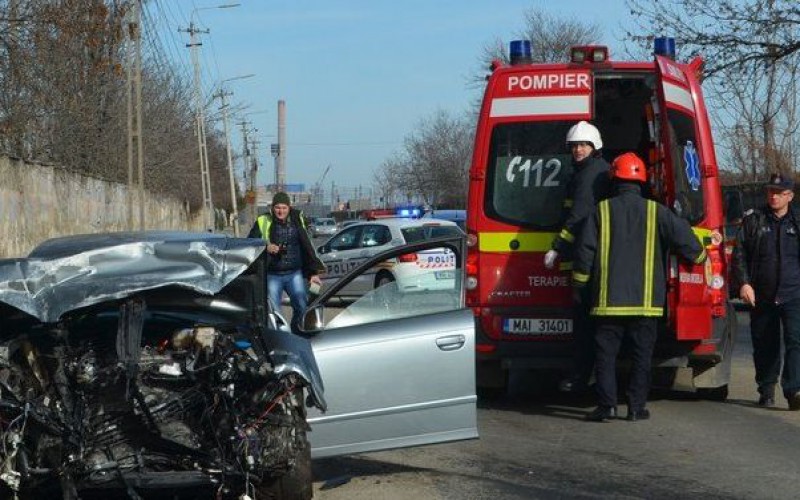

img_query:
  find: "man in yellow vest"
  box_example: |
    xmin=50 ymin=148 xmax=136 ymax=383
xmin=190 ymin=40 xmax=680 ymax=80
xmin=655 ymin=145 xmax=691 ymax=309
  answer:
xmin=248 ymin=192 xmax=325 ymax=332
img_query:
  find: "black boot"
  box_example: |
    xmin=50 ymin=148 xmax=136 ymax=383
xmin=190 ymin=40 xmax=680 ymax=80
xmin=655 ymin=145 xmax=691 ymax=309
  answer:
xmin=626 ymin=407 xmax=651 ymax=421
xmin=585 ymin=406 xmax=617 ymax=422
xmin=758 ymin=384 xmax=776 ymax=408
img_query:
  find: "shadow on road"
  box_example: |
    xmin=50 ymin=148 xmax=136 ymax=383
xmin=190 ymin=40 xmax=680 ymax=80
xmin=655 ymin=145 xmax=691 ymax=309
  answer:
xmin=312 ymin=455 xmax=429 ymax=489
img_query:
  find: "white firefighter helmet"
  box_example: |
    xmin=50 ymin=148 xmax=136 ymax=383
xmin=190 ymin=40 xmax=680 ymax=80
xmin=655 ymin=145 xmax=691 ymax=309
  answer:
xmin=565 ymin=121 xmax=603 ymax=150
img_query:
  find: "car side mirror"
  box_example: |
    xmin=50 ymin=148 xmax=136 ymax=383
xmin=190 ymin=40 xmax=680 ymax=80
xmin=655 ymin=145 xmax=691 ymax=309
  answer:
xmin=300 ymin=305 xmax=325 ymax=333
xmin=317 ymin=244 xmax=327 ymax=254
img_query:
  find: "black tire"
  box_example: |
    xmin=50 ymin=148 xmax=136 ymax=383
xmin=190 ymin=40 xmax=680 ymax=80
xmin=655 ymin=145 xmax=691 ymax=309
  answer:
xmin=372 ymin=272 xmax=396 ymax=308
xmin=697 ymin=384 xmax=729 ymax=401
xmin=258 ymin=437 xmax=312 ymax=500
xmin=256 ymin=391 xmax=313 ymax=500
xmin=375 ymin=272 xmax=395 ymax=288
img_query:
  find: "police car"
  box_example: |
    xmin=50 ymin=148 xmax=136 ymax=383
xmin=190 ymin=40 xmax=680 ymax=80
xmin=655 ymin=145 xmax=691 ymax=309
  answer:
xmin=316 ymin=218 xmax=463 ymax=296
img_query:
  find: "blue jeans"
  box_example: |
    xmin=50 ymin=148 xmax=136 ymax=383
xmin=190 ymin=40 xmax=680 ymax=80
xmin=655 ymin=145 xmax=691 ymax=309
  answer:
xmin=750 ymin=297 xmax=800 ymax=398
xmin=267 ymin=270 xmax=307 ymax=332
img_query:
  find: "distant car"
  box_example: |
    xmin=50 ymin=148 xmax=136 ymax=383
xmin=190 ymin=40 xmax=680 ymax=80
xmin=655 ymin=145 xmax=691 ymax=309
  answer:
xmin=310 ymin=217 xmax=338 ymax=237
xmin=316 ymin=218 xmax=463 ymax=296
xmin=340 ymin=219 xmax=361 ymax=229
xmin=423 ymin=209 xmax=466 ymax=230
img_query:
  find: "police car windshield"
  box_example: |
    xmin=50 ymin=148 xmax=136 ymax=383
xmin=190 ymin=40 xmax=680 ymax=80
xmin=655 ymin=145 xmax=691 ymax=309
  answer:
xmin=401 ymin=225 xmax=462 ymax=243
xmin=485 ymin=121 xmax=574 ymax=228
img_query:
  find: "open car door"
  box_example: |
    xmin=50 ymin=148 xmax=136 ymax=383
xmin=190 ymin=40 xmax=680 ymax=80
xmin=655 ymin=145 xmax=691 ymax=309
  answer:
xmin=302 ymin=236 xmax=478 ymax=458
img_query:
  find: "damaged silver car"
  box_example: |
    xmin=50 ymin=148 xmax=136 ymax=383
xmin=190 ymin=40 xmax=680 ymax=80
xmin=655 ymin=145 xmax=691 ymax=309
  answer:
xmin=0 ymin=232 xmax=325 ymax=499
xmin=0 ymin=231 xmax=478 ymax=499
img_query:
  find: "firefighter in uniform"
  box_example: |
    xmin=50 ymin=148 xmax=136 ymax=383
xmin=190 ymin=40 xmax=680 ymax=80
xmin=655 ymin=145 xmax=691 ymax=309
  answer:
xmin=544 ymin=121 xmax=612 ymax=393
xmin=248 ymin=192 xmax=325 ymax=332
xmin=573 ymin=153 xmax=706 ymax=421
xmin=732 ymin=173 xmax=800 ymax=410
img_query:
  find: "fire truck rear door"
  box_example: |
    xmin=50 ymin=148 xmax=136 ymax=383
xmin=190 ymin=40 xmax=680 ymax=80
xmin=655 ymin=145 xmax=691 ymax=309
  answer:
xmin=653 ymin=55 xmax=712 ymax=339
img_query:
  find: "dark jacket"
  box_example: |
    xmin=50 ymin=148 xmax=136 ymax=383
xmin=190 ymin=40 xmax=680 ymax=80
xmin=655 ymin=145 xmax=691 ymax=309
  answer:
xmin=572 ymin=184 xmax=706 ymax=317
xmin=732 ymin=205 xmax=800 ymax=302
xmin=248 ymin=209 xmax=325 ymax=278
xmin=552 ymin=155 xmax=613 ymax=257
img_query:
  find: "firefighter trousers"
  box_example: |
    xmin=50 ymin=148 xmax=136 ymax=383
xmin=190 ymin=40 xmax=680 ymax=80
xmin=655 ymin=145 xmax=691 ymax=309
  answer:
xmin=594 ymin=316 xmax=657 ymax=411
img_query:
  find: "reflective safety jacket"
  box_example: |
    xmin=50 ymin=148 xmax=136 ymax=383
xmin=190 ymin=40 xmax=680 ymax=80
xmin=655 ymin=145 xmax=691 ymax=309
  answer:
xmin=572 ymin=184 xmax=706 ymax=317
xmin=551 ymin=155 xmax=612 ymax=260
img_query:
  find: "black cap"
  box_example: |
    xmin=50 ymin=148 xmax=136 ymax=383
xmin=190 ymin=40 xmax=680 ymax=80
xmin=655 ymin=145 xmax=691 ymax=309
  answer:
xmin=272 ymin=192 xmax=291 ymax=206
xmin=766 ymin=173 xmax=794 ymax=191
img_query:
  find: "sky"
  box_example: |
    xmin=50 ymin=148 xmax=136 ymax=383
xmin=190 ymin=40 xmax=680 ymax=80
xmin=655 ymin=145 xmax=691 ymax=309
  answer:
xmin=156 ymin=0 xmax=632 ymax=197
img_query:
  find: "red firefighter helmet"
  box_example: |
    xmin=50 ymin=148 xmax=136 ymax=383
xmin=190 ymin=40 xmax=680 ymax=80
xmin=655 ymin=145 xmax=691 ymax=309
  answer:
xmin=610 ymin=152 xmax=647 ymax=183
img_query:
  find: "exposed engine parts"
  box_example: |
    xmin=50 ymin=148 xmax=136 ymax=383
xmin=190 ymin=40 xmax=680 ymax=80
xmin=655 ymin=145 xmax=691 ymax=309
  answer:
xmin=0 ymin=298 xmax=309 ymax=499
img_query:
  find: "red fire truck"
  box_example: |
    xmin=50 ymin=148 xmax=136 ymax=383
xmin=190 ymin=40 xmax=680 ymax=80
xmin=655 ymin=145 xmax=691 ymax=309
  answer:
xmin=465 ymin=38 xmax=735 ymax=399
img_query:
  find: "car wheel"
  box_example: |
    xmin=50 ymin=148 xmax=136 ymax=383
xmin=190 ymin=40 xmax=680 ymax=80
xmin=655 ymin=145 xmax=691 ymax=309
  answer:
xmin=372 ymin=272 xmax=396 ymax=308
xmin=255 ymin=390 xmax=313 ymax=500
xmin=258 ymin=437 xmax=312 ymax=500
xmin=375 ymin=272 xmax=395 ymax=288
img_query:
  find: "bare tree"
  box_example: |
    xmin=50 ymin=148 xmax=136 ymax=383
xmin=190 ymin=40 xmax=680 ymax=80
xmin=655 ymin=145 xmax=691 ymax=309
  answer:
xmin=0 ymin=0 xmax=232 ymax=213
xmin=470 ymin=7 xmax=602 ymax=89
xmin=627 ymin=0 xmax=800 ymax=76
xmin=627 ymin=0 xmax=800 ymax=179
xmin=375 ymin=110 xmax=473 ymax=208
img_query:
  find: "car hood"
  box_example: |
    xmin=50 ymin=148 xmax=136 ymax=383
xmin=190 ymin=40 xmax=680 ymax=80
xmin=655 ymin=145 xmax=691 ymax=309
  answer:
xmin=0 ymin=231 xmax=266 ymax=323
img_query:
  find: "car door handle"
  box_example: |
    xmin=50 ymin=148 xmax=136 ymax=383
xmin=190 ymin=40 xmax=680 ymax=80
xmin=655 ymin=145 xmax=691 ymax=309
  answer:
xmin=359 ymin=250 xmax=370 ymax=257
xmin=436 ymin=335 xmax=466 ymax=351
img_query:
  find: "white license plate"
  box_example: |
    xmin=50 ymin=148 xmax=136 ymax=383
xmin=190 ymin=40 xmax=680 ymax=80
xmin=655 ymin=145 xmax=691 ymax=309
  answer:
xmin=503 ymin=318 xmax=573 ymax=335
xmin=435 ymin=270 xmax=455 ymax=279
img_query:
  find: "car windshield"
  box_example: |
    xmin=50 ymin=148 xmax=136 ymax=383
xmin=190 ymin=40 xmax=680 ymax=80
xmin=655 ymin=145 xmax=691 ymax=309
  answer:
xmin=401 ymin=225 xmax=462 ymax=243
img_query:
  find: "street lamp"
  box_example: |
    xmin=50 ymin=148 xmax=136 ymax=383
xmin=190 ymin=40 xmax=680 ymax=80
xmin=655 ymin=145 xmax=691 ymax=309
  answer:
xmin=216 ymin=73 xmax=255 ymax=236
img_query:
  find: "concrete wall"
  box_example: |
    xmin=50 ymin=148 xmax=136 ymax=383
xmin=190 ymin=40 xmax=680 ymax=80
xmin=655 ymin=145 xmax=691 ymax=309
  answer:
xmin=0 ymin=155 xmax=204 ymax=257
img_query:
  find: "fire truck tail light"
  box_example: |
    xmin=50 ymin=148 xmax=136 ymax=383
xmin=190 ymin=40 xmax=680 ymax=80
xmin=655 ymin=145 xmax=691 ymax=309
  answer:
xmin=654 ymin=37 xmax=676 ymax=59
xmin=466 ymin=233 xmax=478 ymax=248
xmin=509 ymin=40 xmax=532 ymax=65
xmin=466 ymin=276 xmax=478 ymax=290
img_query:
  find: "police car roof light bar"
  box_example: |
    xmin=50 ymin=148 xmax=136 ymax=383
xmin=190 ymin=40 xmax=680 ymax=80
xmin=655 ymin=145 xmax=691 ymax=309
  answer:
xmin=653 ymin=37 xmax=676 ymax=59
xmin=509 ymin=40 xmax=532 ymax=65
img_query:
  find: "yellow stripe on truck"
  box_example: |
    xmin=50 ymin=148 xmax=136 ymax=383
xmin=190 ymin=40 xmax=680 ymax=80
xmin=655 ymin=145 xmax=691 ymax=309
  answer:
xmin=478 ymin=232 xmax=558 ymax=252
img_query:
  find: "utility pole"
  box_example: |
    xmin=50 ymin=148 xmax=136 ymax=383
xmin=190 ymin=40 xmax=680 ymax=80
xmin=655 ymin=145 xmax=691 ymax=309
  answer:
xmin=250 ymin=137 xmax=261 ymax=223
xmin=126 ymin=0 xmax=145 ymax=230
xmin=214 ymin=88 xmax=239 ymax=236
xmin=180 ymin=22 xmax=214 ymax=231
xmin=239 ymin=120 xmax=252 ymax=226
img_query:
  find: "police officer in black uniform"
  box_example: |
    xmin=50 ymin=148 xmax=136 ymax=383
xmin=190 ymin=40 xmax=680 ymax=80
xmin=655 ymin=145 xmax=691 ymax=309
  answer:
xmin=573 ymin=152 xmax=706 ymax=422
xmin=545 ymin=120 xmax=612 ymax=393
xmin=732 ymin=173 xmax=800 ymax=410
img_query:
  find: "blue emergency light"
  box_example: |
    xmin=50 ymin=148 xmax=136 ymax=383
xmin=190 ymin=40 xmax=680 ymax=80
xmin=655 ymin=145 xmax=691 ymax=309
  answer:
xmin=396 ymin=207 xmax=421 ymax=218
xmin=654 ymin=37 xmax=676 ymax=59
xmin=509 ymin=40 xmax=532 ymax=65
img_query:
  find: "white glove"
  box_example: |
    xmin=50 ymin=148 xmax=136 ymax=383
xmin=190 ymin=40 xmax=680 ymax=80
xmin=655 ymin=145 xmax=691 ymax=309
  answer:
xmin=544 ymin=250 xmax=558 ymax=269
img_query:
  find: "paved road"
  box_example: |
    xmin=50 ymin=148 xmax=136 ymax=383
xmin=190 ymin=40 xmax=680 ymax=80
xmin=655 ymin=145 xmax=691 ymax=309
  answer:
xmin=311 ymin=310 xmax=800 ymax=499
